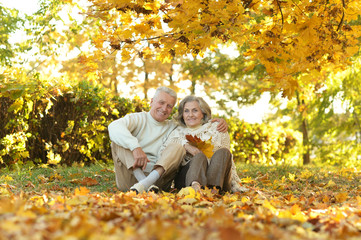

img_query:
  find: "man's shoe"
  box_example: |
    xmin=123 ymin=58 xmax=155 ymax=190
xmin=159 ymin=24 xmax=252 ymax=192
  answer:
xmin=130 ymin=182 xmax=146 ymax=193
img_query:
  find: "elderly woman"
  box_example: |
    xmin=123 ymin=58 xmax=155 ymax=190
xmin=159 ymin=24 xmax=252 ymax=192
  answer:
xmin=163 ymin=95 xmax=247 ymax=193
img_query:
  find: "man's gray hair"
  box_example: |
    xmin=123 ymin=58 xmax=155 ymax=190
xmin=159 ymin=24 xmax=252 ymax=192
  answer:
xmin=153 ymin=86 xmax=177 ymax=102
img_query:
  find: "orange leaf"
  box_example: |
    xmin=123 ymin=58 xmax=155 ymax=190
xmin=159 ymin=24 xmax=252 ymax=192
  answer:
xmin=290 ymin=204 xmax=301 ymax=215
xmin=185 ymin=135 xmax=214 ymax=158
xmin=74 ymin=187 xmax=90 ymax=196
xmin=185 ymin=134 xmax=203 ymax=143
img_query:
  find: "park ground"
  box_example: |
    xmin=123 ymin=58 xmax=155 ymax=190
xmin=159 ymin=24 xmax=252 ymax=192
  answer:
xmin=1 ymin=163 xmax=361 ymax=239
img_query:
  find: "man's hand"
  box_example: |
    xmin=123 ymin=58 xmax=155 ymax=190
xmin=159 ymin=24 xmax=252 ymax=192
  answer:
xmin=184 ymin=143 xmax=202 ymax=156
xmin=132 ymin=147 xmax=150 ymax=170
xmin=211 ymin=118 xmax=228 ymax=133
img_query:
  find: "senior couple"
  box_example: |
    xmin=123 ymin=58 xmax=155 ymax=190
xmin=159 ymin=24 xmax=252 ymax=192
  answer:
xmin=108 ymin=86 xmax=247 ymax=193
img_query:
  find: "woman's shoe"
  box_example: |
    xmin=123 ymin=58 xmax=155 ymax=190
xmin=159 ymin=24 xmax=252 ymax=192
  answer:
xmin=191 ymin=181 xmax=201 ymax=192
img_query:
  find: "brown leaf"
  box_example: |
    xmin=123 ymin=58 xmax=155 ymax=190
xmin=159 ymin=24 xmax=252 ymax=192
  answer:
xmin=80 ymin=177 xmax=98 ymax=186
xmin=219 ymin=226 xmax=242 ymax=240
xmin=25 ymin=182 xmax=35 ymax=188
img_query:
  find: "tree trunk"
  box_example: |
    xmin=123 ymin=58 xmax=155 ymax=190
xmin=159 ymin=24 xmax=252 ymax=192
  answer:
xmin=301 ymin=117 xmax=310 ymax=164
xmin=168 ymin=61 xmax=174 ymax=88
xmin=296 ymin=91 xmax=310 ymax=165
xmin=113 ymin=77 xmax=118 ymax=95
xmin=191 ymin=79 xmax=196 ymax=95
xmin=112 ymin=56 xmax=119 ymax=95
xmin=143 ymin=60 xmax=149 ymax=100
xmin=353 ymin=111 xmax=361 ymax=144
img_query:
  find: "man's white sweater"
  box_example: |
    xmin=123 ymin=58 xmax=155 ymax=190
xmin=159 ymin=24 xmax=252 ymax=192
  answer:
xmin=108 ymin=112 xmax=176 ymax=172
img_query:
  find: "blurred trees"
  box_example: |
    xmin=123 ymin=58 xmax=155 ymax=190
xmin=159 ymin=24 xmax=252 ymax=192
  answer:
xmin=0 ymin=5 xmax=23 ymax=67
xmin=266 ymin=53 xmax=361 ymax=166
xmin=2 ymin=0 xmax=361 ymax=166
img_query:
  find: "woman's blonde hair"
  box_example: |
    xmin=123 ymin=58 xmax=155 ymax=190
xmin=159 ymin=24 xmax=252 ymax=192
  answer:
xmin=174 ymin=95 xmax=212 ymax=127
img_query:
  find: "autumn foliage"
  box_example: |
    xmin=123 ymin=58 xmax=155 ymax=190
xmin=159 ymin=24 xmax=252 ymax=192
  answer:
xmin=228 ymin=117 xmax=299 ymax=165
xmin=1 ymin=165 xmax=361 ymax=239
xmin=185 ymin=134 xmax=214 ymax=158
xmin=85 ymin=0 xmax=361 ymax=97
xmin=0 ymin=77 xmax=149 ymax=167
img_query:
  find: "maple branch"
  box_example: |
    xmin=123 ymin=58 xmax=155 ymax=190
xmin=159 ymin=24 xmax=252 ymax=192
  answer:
xmin=27 ymin=59 xmax=47 ymax=76
xmin=160 ymin=9 xmax=173 ymax=22
xmin=117 ymin=33 xmax=178 ymax=44
xmin=138 ymin=33 xmax=177 ymax=42
xmin=243 ymin=0 xmax=259 ymax=9
xmin=337 ymin=0 xmax=345 ymax=31
xmin=290 ymin=0 xmax=307 ymax=16
xmin=276 ymin=0 xmax=284 ymax=28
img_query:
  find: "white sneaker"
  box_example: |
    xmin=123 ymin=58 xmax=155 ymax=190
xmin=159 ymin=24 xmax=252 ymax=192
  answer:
xmin=130 ymin=182 xmax=146 ymax=193
xmin=147 ymin=185 xmax=160 ymax=193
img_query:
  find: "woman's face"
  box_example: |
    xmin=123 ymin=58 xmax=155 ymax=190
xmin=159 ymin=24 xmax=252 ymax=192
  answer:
xmin=183 ymin=101 xmax=204 ymax=128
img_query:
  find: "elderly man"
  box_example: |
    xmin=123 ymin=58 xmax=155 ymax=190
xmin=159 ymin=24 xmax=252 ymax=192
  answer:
xmin=108 ymin=86 xmax=227 ymax=193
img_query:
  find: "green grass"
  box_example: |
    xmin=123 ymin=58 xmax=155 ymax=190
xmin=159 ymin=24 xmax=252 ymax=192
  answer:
xmin=2 ymin=162 xmax=361 ymax=197
xmin=0 ymin=162 xmax=117 ymax=194
xmin=236 ymin=163 xmax=361 ymax=197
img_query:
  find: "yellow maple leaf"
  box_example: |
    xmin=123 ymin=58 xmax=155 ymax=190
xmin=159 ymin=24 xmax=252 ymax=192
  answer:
xmin=335 ymin=192 xmax=348 ymax=203
xmin=262 ymin=199 xmax=276 ymax=212
xmin=74 ymin=187 xmax=90 ymax=196
xmin=185 ymin=135 xmax=214 ymax=158
xmin=326 ymin=180 xmax=336 ymax=188
xmin=356 ymin=196 xmax=361 ymax=205
xmin=241 ymin=177 xmax=253 ymax=183
xmin=288 ymin=173 xmax=296 ymax=182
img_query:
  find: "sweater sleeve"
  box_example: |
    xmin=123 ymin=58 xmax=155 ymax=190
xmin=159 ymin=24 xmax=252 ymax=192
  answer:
xmin=209 ymin=122 xmax=230 ymax=151
xmin=108 ymin=113 xmax=143 ymax=151
xmin=158 ymin=126 xmax=185 ymax=156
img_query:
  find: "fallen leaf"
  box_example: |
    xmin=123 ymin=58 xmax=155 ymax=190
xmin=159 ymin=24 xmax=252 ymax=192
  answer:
xmin=335 ymin=192 xmax=348 ymax=203
xmin=74 ymin=187 xmax=90 ymax=196
xmin=80 ymin=177 xmax=98 ymax=186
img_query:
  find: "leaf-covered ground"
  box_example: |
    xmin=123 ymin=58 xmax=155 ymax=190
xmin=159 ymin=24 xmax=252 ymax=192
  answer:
xmin=1 ymin=164 xmax=361 ymax=239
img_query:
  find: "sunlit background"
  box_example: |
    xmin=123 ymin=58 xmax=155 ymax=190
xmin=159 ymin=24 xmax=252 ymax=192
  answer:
xmin=0 ymin=0 xmax=278 ymax=124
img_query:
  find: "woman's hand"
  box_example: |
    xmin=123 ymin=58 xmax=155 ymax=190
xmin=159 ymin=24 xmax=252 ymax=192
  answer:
xmin=211 ymin=118 xmax=228 ymax=132
xmin=184 ymin=143 xmax=202 ymax=156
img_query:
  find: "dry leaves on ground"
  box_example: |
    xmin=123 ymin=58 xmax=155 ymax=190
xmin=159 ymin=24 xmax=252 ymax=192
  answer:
xmin=1 ymin=167 xmax=361 ymax=239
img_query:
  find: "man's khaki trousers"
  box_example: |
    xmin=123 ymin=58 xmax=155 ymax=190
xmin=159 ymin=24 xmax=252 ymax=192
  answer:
xmin=111 ymin=142 xmax=185 ymax=191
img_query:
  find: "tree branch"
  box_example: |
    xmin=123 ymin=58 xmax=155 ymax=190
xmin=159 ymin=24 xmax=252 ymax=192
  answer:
xmin=27 ymin=59 xmax=47 ymax=76
xmin=291 ymin=0 xmax=307 ymax=16
xmin=160 ymin=9 xmax=173 ymax=22
xmin=337 ymin=0 xmax=345 ymax=31
xmin=276 ymin=0 xmax=284 ymax=28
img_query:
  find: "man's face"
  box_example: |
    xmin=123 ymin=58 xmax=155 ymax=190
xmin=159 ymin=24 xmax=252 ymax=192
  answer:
xmin=149 ymin=91 xmax=176 ymax=122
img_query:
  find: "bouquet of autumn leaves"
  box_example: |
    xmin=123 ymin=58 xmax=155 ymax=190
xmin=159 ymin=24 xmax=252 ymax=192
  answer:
xmin=185 ymin=135 xmax=214 ymax=158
